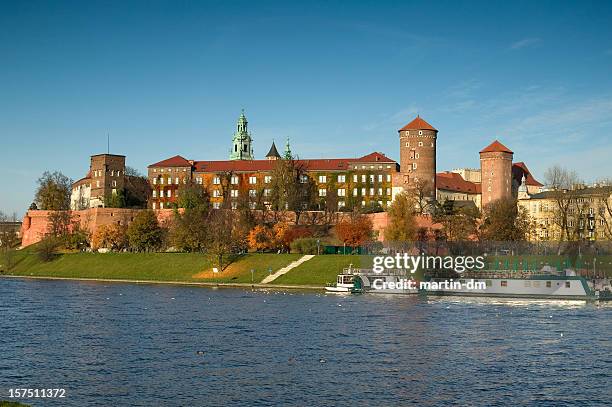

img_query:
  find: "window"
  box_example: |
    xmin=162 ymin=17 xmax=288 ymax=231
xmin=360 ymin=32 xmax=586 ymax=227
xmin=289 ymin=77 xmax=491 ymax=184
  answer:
xmin=161 ymin=168 xmax=165 ymax=173
xmin=419 ymin=130 xmax=423 ymax=135
xmin=231 ymin=176 xmax=239 ymax=185
xmin=318 ymin=175 xmax=327 ymax=183
xmin=110 ymin=170 xmax=114 ymax=176
xmin=338 ymin=201 xmax=345 ymax=209
xmin=361 ymin=201 xmax=366 ymax=207
xmin=249 ymin=176 xmax=257 ymax=184
xmin=386 ymin=188 xmax=391 ymax=196
xmin=249 ymin=189 xmax=257 ymax=197
xmin=153 ymin=169 xmax=157 ymax=173
xmin=213 ymin=202 xmax=221 ymax=209
xmin=415 ymin=153 xmax=420 ymax=159
xmin=378 ymin=188 xmax=383 ymax=196
xmin=353 ymin=188 xmax=358 ymax=196
xmin=565 ymin=281 xmax=571 ymax=288
xmin=166 ymin=178 xmax=170 ymax=185
xmin=112 ymin=180 xmax=117 ymax=187
xmin=337 ymin=175 xmax=345 ymax=183
xmin=153 ymin=178 xmax=157 ymax=185
xmin=160 ymin=190 xmax=164 ymax=198
xmin=300 ymin=175 xmax=309 ymax=183
xmin=264 ymin=175 xmax=272 ymax=184
xmin=231 ymin=201 xmax=238 ymax=209
xmin=362 ymin=188 xmax=366 ymax=196
xmin=500 ymin=281 xmax=508 ymax=287
xmin=405 ymin=142 xmax=409 ymax=147
xmin=353 ymin=174 xmax=358 ymax=182
xmin=378 ymin=174 xmax=383 ymax=182
xmin=152 ymin=202 xmax=156 ymax=209
xmin=196 ymin=177 xmax=203 ymax=185
xmin=533 ymin=281 xmax=540 ymax=288
xmin=319 ymin=188 xmax=327 ymax=197
xmin=96 ymin=181 xmax=100 ymax=188
xmin=167 ymin=189 xmax=172 ymax=198
xmin=412 ymin=163 xmax=417 ymax=170
xmin=213 ymin=190 xmax=221 ymax=197
xmin=152 ymin=190 xmax=157 ymax=198
xmin=369 ymin=174 xmax=375 ymax=183
xmin=213 ymin=177 xmax=221 ymax=185
xmin=386 ymin=174 xmax=391 ymax=182
xmin=361 ymin=175 xmax=366 ymax=182
xmin=546 ymin=281 xmax=552 ymax=288
xmin=249 ymin=202 xmax=256 ymax=209
xmin=159 ymin=202 xmax=164 ymax=209
xmin=175 ymin=177 xmax=179 ymax=185
xmin=370 ymin=188 xmax=374 ymax=196
xmin=230 ymin=190 xmax=239 ymax=198
xmin=418 ymin=142 xmax=423 ymax=147
xmin=338 ymin=188 xmax=346 ymax=197
xmin=264 ymin=189 xmax=271 ymax=196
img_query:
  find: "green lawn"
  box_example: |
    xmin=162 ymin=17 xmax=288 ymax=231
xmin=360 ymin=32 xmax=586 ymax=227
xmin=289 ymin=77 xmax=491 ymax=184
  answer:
xmin=273 ymin=254 xmax=362 ymax=286
xmin=0 ymin=249 xmax=301 ymax=284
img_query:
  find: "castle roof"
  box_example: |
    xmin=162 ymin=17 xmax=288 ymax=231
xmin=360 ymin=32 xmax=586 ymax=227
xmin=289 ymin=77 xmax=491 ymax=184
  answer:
xmin=399 ymin=116 xmax=437 ymax=132
xmin=512 ymin=162 xmax=543 ymax=187
xmin=436 ymin=171 xmax=481 ymax=194
xmin=182 ymin=152 xmax=397 ymax=173
xmin=480 ymin=140 xmax=513 ymax=154
xmin=265 ymin=141 xmax=281 ymax=158
xmin=149 ymin=155 xmax=192 ymax=167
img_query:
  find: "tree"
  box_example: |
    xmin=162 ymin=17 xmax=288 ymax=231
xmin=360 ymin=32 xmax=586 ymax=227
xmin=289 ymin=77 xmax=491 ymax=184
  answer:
xmin=544 ymin=165 xmax=582 ymax=241
xmin=170 ymin=206 xmax=210 ymax=252
xmin=127 ymin=210 xmax=164 ymax=252
xmin=124 ymin=167 xmax=151 ymax=208
xmin=35 ymin=171 xmax=72 ymax=210
xmin=480 ymin=198 xmax=530 ymax=241
xmin=104 ymin=189 xmax=126 ymax=208
xmin=335 ymin=213 xmax=373 ymax=249
xmin=0 ymin=211 xmax=19 ymax=270
xmin=431 ymin=200 xmax=480 ymax=242
xmin=92 ymin=224 xmax=128 ymax=251
xmin=384 ymin=192 xmax=418 ymax=242
xmin=269 ymin=158 xmax=316 ymax=224
xmin=247 ymin=224 xmax=274 ymax=252
xmin=410 ymin=179 xmax=434 ymax=215
xmin=46 ymin=211 xmax=72 ymax=238
xmin=177 ymin=180 xmax=210 ymax=210
xmin=205 ymin=209 xmax=244 ymax=270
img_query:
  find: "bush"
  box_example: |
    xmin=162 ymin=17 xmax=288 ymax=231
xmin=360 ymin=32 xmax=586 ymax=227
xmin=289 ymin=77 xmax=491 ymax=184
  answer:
xmin=290 ymin=237 xmax=320 ymax=254
xmin=36 ymin=237 xmax=60 ymax=262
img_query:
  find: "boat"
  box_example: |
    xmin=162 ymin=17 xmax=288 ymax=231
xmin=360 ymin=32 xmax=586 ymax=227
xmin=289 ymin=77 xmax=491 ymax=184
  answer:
xmin=324 ymin=265 xmax=357 ymax=293
xmin=327 ymin=265 xmax=419 ymax=295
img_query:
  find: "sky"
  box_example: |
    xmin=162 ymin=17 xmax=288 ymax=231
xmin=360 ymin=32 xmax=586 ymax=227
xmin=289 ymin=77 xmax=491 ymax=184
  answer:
xmin=1 ymin=0 xmax=612 ymax=217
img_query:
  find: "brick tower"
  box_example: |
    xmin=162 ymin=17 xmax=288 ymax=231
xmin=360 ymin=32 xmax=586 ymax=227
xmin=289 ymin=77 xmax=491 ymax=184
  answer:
xmin=89 ymin=154 xmax=126 ymax=207
xmin=398 ymin=115 xmax=437 ymax=199
xmin=479 ymin=140 xmax=513 ymax=206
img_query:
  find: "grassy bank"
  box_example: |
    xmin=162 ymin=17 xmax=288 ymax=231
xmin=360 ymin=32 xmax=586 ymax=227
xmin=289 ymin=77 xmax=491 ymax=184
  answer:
xmin=1 ymin=249 xmax=301 ymax=284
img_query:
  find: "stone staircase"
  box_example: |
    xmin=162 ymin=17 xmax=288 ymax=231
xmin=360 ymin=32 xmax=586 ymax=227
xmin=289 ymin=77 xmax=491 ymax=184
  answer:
xmin=260 ymin=255 xmax=315 ymax=284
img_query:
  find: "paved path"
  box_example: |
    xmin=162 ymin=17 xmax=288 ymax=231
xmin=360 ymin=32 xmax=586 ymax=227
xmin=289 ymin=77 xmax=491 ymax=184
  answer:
xmin=260 ymin=254 xmax=315 ymax=284
xmin=0 ymin=275 xmax=323 ymax=291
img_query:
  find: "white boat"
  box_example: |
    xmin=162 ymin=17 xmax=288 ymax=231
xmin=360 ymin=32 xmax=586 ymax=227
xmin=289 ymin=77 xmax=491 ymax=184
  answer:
xmin=324 ymin=268 xmax=356 ymax=293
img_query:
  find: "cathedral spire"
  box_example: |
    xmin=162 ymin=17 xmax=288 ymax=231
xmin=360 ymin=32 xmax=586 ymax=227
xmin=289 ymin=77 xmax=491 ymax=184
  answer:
xmin=229 ymin=110 xmax=254 ymax=160
xmin=284 ymin=137 xmax=292 ymax=160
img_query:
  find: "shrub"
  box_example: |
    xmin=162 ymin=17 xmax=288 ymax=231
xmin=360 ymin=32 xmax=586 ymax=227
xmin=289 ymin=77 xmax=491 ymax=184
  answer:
xmin=92 ymin=224 xmax=128 ymax=251
xmin=36 ymin=237 xmax=60 ymax=262
xmin=290 ymin=237 xmax=320 ymax=254
xmin=127 ymin=210 xmax=163 ymax=252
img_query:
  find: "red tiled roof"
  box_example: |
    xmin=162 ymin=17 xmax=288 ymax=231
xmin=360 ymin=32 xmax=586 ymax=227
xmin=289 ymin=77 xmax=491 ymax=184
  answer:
xmin=480 ymin=140 xmax=513 ymax=154
xmin=512 ymin=162 xmax=543 ymax=187
xmin=153 ymin=152 xmax=397 ymax=173
xmin=436 ymin=172 xmax=481 ymax=194
xmin=149 ymin=155 xmax=192 ymax=167
xmin=399 ymin=116 xmax=437 ymax=132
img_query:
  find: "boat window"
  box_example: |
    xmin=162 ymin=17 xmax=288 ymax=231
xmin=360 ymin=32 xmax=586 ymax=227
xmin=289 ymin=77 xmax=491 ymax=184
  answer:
xmin=546 ymin=281 xmax=552 ymax=288
xmin=485 ymin=280 xmax=492 ymax=287
xmin=533 ymin=281 xmax=540 ymax=287
xmin=565 ymin=281 xmax=570 ymax=288
xmin=500 ymin=281 xmax=508 ymax=287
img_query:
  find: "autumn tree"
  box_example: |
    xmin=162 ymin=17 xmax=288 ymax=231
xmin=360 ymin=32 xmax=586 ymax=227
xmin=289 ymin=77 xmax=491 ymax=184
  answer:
xmin=247 ymin=224 xmax=275 ymax=252
xmin=410 ymin=179 xmax=434 ymax=215
xmin=127 ymin=210 xmax=164 ymax=252
xmin=335 ymin=213 xmax=373 ymax=249
xmin=480 ymin=198 xmax=530 ymax=241
xmin=35 ymin=171 xmax=72 ymax=210
xmin=384 ymin=192 xmax=418 ymax=242
xmin=431 ymin=200 xmax=480 ymax=241
xmin=92 ymin=224 xmax=128 ymax=251
xmin=205 ymin=209 xmax=245 ymax=270
xmin=177 ymin=180 xmax=210 ymax=210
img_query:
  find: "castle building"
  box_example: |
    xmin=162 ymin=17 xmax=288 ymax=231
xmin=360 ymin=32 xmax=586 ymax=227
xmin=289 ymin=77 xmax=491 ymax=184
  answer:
xmin=148 ymin=112 xmax=399 ymax=210
xmin=479 ymin=140 xmax=514 ymax=205
xmin=71 ymin=154 xmax=126 ymax=209
xmin=397 ymin=116 xmax=437 ymax=199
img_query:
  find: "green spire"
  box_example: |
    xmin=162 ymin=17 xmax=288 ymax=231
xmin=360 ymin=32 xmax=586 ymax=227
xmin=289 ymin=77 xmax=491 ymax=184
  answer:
xmin=230 ymin=109 xmax=254 ymax=160
xmin=284 ymin=137 xmax=292 ymax=160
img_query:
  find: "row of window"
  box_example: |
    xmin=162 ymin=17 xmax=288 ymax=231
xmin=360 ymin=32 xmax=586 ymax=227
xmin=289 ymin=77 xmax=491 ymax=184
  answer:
xmin=152 ymin=199 xmax=388 ymax=210
xmin=153 ymin=177 xmax=187 ymax=185
xmin=93 ymin=169 xmax=122 ymax=177
xmin=164 ymin=173 xmax=394 ymax=186
xmin=319 ymin=187 xmax=391 ymax=197
xmin=152 ymin=167 xmax=188 ymax=173
xmin=403 ymin=141 xmax=434 ymax=147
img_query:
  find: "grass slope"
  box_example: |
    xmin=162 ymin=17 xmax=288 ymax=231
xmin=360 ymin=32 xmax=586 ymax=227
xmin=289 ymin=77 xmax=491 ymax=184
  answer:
xmin=274 ymin=255 xmax=362 ymax=286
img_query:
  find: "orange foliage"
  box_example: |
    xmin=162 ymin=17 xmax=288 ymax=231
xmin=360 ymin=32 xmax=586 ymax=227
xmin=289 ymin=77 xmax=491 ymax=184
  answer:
xmin=335 ymin=215 xmax=373 ymax=248
xmin=247 ymin=225 xmax=274 ymax=252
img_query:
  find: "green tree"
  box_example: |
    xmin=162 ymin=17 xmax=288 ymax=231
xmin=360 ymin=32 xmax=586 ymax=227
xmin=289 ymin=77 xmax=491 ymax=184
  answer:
xmin=384 ymin=192 xmax=417 ymax=242
xmin=177 ymin=180 xmax=210 ymax=210
xmin=171 ymin=206 xmax=210 ymax=252
xmin=127 ymin=210 xmax=164 ymax=252
xmin=35 ymin=171 xmax=72 ymax=210
xmin=480 ymin=198 xmax=530 ymax=241
xmin=269 ymin=158 xmax=316 ymax=224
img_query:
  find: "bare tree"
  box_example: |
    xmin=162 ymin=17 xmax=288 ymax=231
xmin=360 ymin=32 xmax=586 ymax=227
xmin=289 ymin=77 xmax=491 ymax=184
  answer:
xmin=35 ymin=171 xmax=72 ymax=210
xmin=543 ymin=165 xmax=582 ymax=241
xmin=409 ymin=178 xmax=434 ymax=215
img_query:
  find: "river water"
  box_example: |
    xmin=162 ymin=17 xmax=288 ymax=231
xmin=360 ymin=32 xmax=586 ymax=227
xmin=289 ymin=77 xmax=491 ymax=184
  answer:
xmin=0 ymin=278 xmax=610 ymax=406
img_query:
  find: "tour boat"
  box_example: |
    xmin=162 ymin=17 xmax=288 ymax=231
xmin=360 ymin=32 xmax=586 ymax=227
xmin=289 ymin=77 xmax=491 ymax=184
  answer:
xmin=325 ymin=265 xmax=358 ymax=293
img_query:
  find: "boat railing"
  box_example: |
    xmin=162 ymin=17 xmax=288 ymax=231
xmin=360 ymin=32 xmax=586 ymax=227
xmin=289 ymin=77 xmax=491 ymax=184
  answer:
xmin=461 ymin=270 xmax=569 ymax=279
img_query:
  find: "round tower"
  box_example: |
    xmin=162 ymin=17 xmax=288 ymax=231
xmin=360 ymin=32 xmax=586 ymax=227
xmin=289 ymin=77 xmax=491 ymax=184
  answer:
xmin=398 ymin=115 xmax=437 ymax=199
xmin=479 ymin=140 xmax=513 ymax=206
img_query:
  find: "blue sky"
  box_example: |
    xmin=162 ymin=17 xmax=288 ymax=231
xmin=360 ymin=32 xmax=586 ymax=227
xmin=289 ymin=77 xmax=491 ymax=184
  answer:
xmin=1 ymin=0 xmax=612 ymax=216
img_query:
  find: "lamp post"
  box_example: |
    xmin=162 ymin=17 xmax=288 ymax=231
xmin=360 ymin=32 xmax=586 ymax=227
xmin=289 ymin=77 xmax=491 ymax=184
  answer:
xmin=317 ymin=239 xmax=320 ymax=256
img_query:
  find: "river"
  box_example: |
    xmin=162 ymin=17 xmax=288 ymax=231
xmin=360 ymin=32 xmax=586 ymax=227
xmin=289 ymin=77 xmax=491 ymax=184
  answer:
xmin=1 ymin=279 xmax=610 ymax=406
